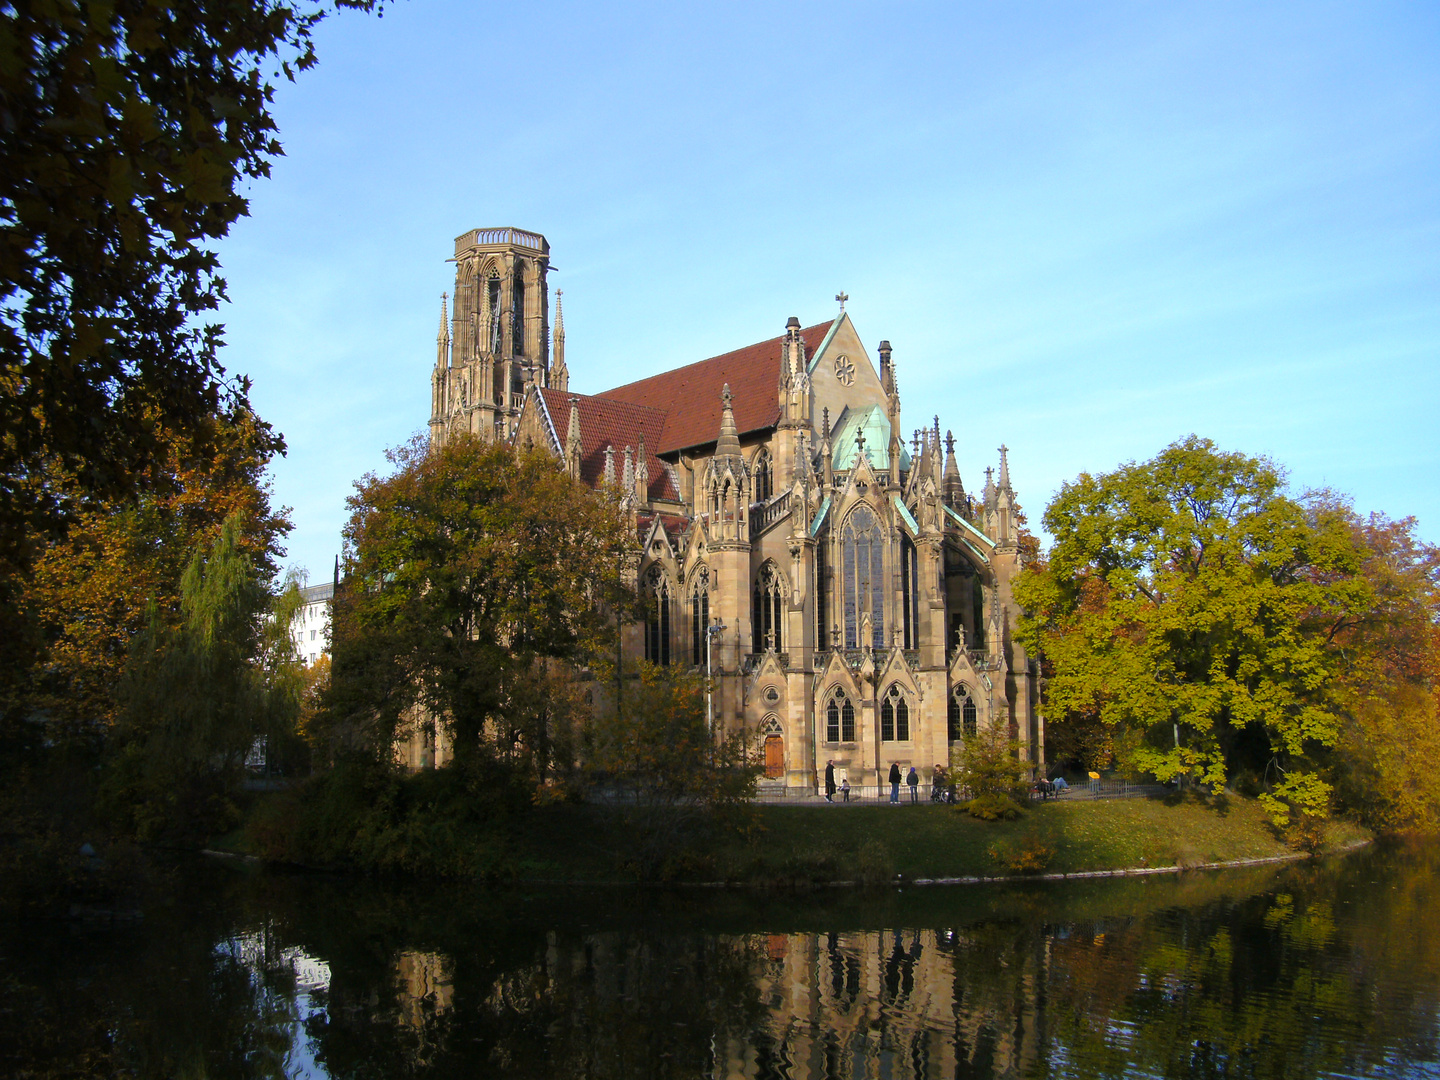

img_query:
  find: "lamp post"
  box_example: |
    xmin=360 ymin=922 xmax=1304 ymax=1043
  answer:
xmin=706 ymin=619 xmax=727 ymax=738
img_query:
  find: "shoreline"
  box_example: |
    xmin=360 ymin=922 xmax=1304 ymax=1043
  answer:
xmin=202 ymin=837 xmax=1375 ymax=890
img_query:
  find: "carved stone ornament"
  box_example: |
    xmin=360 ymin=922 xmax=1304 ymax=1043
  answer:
xmin=834 ymin=355 xmax=855 ymax=386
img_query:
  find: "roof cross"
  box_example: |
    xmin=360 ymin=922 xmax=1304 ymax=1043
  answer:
xmin=835 ymin=291 xmax=849 ymax=311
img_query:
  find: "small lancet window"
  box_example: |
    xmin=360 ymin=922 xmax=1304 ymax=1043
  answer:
xmin=880 ymin=683 xmax=910 ymax=741
xmin=690 ymin=570 xmax=710 ymax=667
xmin=826 ymin=686 xmax=855 ymax=743
xmin=948 ymin=687 xmax=978 ymax=741
xmin=644 ymin=566 xmax=673 ymax=666
xmin=752 ymin=561 xmax=785 ymax=653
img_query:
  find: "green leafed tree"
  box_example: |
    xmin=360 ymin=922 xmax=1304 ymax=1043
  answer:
xmin=104 ymin=512 xmax=301 ymax=840
xmin=0 ymin=0 xmax=378 ymax=691
xmin=326 ymin=435 xmax=635 ymax=777
xmin=1016 ymin=436 xmax=1375 ymax=824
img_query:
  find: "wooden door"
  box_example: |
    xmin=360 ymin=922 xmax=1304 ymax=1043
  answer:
xmin=764 ymin=735 xmax=784 ymax=778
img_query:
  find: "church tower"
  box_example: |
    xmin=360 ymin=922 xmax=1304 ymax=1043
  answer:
xmin=433 ymin=227 xmax=552 ymax=445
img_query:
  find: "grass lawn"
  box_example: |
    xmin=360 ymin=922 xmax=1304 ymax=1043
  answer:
xmin=505 ymin=792 xmax=1370 ymax=885
xmin=225 ymin=779 xmax=1371 ymax=886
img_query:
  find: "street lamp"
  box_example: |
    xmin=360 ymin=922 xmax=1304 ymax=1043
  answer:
xmin=706 ymin=619 xmax=727 ymax=737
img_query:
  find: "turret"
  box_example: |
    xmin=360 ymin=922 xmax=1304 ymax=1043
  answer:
xmin=635 ymin=432 xmax=649 ymax=506
xmin=821 ymin=407 xmax=833 ymax=490
xmin=565 ymin=396 xmax=582 ymax=480
xmin=550 ymin=289 xmax=569 ymax=392
xmin=943 ymin=430 xmax=964 ymax=509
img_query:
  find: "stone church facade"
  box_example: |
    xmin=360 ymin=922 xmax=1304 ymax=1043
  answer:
xmin=424 ymin=227 xmax=1042 ymax=790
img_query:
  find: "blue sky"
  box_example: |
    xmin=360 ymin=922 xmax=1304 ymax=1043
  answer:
xmin=214 ymin=1 xmax=1440 ymax=579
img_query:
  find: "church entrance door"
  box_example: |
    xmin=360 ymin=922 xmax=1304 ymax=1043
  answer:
xmin=764 ymin=735 xmax=784 ymax=779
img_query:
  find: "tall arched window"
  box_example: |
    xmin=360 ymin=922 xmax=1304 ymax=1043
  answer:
xmin=487 ymin=273 xmax=502 ymax=354
xmin=880 ymin=683 xmax=910 ymax=741
xmin=948 ymin=687 xmax=978 ymax=741
xmin=752 ymin=561 xmax=785 ymax=653
xmin=841 ymin=505 xmax=885 ymax=649
xmin=900 ymin=535 xmax=919 ymax=649
xmin=644 ymin=566 xmax=672 ymax=666
xmin=752 ymin=448 xmax=773 ymax=503
xmin=511 ymin=267 xmax=526 ymax=354
xmin=690 ymin=568 xmax=709 ymax=667
xmin=825 ymin=686 xmax=855 ymax=743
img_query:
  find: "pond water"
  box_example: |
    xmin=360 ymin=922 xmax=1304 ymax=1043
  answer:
xmin=6 ymin=839 xmax=1440 ymax=1079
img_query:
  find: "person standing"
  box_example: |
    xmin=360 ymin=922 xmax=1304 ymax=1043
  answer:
xmin=889 ymin=762 xmax=901 ymax=803
xmin=907 ymin=766 xmax=920 ymax=803
xmin=840 ymin=777 xmax=850 ymax=802
xmin=825 ymin=760 xmax=836 ymax=803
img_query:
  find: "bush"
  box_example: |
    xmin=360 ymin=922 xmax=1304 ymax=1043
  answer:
xmin=988 ymin=833 xmax=1055 ymax=872
xmin=959 ymin=793 xmax=1026 ymax=821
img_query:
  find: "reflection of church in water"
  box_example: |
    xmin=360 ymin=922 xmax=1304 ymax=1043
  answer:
xmin=427 ymin=227 xmax=1043 ymax=787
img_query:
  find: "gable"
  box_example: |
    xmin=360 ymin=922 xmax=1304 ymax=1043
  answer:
xmin=807 ymin=313 xmax=888 ymax=433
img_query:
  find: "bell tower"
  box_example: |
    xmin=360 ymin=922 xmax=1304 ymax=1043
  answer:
xmin=437 ymin=227 xmax=552 ymax=445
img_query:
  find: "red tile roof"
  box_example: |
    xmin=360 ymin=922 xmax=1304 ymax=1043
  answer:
xmin=598 ymin=321 xmax=834 ymax=455
xmin=536 ymin=387 xmax=678 ymax=502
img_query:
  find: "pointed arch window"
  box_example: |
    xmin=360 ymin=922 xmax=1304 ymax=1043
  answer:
xmin=825 ymin=686 xmax=856 ymax=744
xmin=511 ymin=267 xmax=526 ymax=355
xmin=690 ymin=568 xmax=710 ymax=667
xmin=841 ymin=505 xmax=885 ymax=649
xmin=752 ymin=561 xmax=785 ymax=653
xmin=900 ymin=534 xmax=919 ymax=649
xmin=880 ymin=683 xmax=910 ymax=742
xmin=753 ymin=448 xmax=773 ymax=503
xmin=644 ymin=566 xmax=673 ymax=666
xmin=948 ymin=687 xmax=977 ymax=741
xmin=487 ymin=274 xmax=502 ymax=354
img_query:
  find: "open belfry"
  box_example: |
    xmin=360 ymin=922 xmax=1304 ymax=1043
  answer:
xmin=427 ymin=227 xmax=1042 ymax=789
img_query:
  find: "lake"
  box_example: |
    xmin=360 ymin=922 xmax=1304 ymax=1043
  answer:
xmin=5 ymin=838 xmax=1439 ymax=1078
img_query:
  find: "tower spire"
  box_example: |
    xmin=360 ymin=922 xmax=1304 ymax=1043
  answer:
xmin=715 ymin=383 xmax=742 ymax=458
xmin=550 ymin=289 xmax=568 ymax=392
xmin=998 ymin=444 xmax=1012 ymax=493
xmin=565 ymin=395 xmax=582 ymax=480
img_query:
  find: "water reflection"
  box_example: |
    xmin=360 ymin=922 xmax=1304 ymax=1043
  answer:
xmin=6 ymin=841 xmax=1440 ymax=1079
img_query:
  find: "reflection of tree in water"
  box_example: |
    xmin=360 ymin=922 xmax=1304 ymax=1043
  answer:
xmin=1039 ymin=844 xmax=1440 ymax=1079
xmin=11 ymin=844 xmax=1440 ymax=1079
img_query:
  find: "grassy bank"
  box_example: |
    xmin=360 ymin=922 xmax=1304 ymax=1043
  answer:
xmin=224 ymin=772 xmax=1370 ymax=886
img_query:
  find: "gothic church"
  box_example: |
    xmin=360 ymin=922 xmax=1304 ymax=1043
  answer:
xmin=427 ymin=227 xmax=1042 ymax=790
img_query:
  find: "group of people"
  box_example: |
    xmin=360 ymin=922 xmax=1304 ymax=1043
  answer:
xmin=1032 ymin=775 xmax=1069 ymax=799
xmin=822 ymin=761 xmax=957 ymax=804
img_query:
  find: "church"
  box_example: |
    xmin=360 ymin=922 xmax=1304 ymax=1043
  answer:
xmin=425 ymin=226 xmax=1043 ymax=792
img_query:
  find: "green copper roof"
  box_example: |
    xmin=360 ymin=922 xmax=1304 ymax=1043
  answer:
xmin=829 ymin=405 xmax=912 ymax=472
xmin=892 ymin=495 xmax=919 ymax=536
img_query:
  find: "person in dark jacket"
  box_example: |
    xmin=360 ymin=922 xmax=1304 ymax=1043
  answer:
xmin=824 ymin=760 xmax=836 ymax=803
xmin=907 ymin=766 xmax=920 ymax=803
xmin=889 ymin=762 xmax=901 ymax=803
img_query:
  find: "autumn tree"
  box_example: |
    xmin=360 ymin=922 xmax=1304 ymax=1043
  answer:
xmin=328 ymin=436 xmax=634 ymax=777
xmin=0 ymin=0 xmax=378 ymax=692
xmin=1016 ymin=437 xmax=1375 ymax=824
xmin=102 ymin=512 xmax=301 ymax=840
xmin=7 ymin=405 xmax=289 ymax=741
xmin=1323 ymin=507 xmax=1440 ymax=830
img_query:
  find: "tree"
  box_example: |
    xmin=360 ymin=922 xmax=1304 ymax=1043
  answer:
xmin=103 ymin=512 xmax=299 ymax=840
xmin=0 ymin=0 xmax=377 ymax=689
xmin=952 ymin=718 xmax=1031 ymax=820
xmin=1016 ymin=437 xmax=1374 ymax=823
xmin=581 ymin=661 xmax=761 ymax=873
xmin=1324 ymin=508 xmax=1440 ymax=830
xmin=328 ymin=436 xmax=634 ymax=774
xmin=8 ymin=405 xmax=288 ymax=737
